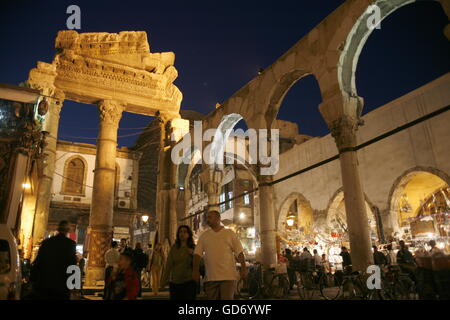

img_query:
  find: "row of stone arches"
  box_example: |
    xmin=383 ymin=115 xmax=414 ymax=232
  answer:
xmin=276 ymin=166 xmax=450 ymax=245
xmin=203 ymin=0 xmax=449 ymax=134
xmin=171 ymin=0 xmax=449 ymax=270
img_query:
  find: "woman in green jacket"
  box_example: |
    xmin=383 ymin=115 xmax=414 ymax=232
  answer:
xmin=161 ymin=225 xmax=197 ymax=300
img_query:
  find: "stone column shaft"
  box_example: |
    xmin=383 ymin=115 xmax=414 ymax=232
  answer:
xmin=33 ymin=97 xmax=63 ymax=249
xmin=169 ymin=188 xmax=179 ymax=243
xmin=85 ymin=100 xmax=123 ymax=286
xmin=331 ymin=114 xmax=373 ymax=271
xmin=258 ymin=176 xmax=277 ymax=269
xmin=200 ymin=168 xmax=222 ymax=212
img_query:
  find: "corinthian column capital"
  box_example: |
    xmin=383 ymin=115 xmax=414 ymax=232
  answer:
xmin=329 ymin=115 xmax=360 ymax=151
xmin=98 ymin=100 xmax=124 ymax=126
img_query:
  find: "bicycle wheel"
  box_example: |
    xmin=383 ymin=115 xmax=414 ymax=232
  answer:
xmin=269 ymin=274 xmax=290 ymax=299
xmin=389 ymin=280 xmax=410 ymax=300
xmin=297 ymin=272 xmax=314 ymax=300
xmin=340 ymin=278 xmax=365 ymax=300
xmin=319 ymin=274 xmax=341 ymax=300
xmin=237 ymin=276 xmax=260 ymax=300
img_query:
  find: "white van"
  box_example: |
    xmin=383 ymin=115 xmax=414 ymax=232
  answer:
xmin=0 ymin=224 xmax=21 ymax=300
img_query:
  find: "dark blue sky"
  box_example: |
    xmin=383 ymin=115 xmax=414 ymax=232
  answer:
xmin=0 ymin=0 xmax=449 ymax=146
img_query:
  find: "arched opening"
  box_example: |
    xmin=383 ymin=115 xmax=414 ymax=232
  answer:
xmin=277 ymin=193 xmax=315 ymax=252
xmin=185 ymin=114 xmax=260 ymax=257
xmin=61 ymin=156 xmax=87 ymax=196
xmin=340 ymin=1 xmax=450 ymax=113
xmin=274 ymin=74 xmax=327 ymax=139
xmin=59 ymin=101 xmax=154 ymax=147
xmin=324 ymin=191 xmax=377 ymax=261
xmin=389 ymin=169 xmax=450 ymax=249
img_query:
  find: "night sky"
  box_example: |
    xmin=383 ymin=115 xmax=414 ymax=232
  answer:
xmin=0 ymin=0 xmax=449 ymax=147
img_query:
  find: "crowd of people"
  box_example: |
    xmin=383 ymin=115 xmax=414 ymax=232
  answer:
xmin=25 ymin=210 xmax=248 ymax=300
xmin=278 ymin=239 xmax=448 ymax=299
xmin=21 ymin=218 xmax=448 ymax=300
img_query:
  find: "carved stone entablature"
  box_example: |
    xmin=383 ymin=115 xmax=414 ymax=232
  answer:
xmin=28 ymin=30 xmax=182 ymax=117
xmin=98 ymin=100 xmax=124 ymax=127
xmin=28 ymin=62 xmax=57 ymax=97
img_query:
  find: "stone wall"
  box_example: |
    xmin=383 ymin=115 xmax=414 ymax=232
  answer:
xmin=273 ymin=73 xmax=450 ymax=235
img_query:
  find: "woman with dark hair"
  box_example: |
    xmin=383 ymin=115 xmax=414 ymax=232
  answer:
xmin=161 ymin=225 xmax=197 ymax=300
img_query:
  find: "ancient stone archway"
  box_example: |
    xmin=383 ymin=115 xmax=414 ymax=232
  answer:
xmin=337 ymin=0 xmax=448 ymax=101
xmin=28 ymin=30 xmax=183 ymax=285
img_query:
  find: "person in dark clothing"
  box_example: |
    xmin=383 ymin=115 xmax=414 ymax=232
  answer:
xmin=285 ymin=248 xmax=297 ymax=290
xmin=340 ymin=247 xmax=352 ymax=273
xmin=373 ymin=246 xmax=387 ymax=266
xmin=396 ymin=241 xmax=415 ymax=265
xmin=119 ymin=238 xmax=134 ymax=256
xmin=133 ymin=242 xmax=148 ymax=297
xmin=30 ymin=220 xmax=78 ymax=300
xmin=78 ymin=251 xmax=87 ymax=278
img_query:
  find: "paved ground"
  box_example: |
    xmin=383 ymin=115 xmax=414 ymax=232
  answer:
xmin=82 ymin=286 xmax=335 ymax=300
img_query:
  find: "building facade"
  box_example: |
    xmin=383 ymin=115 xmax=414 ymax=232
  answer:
xmin=47 ymin=140 xmax=140 ymax=253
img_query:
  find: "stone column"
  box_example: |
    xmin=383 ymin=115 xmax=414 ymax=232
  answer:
xmin=330 ymin=114 xmax=373 ymax=271
xmin=257 ymin=175 xmax=277 ymax=269
xmin=85 ymin=100 xmax=123 ymax=286
xmin=200 ymin=168 xmax=222 ymax=212
xmin=169 ymin=188 xmax=179 ymax=243
xmin=32 ymin=93 xmax=64 ymax=250
xmin=155 ymin=118 xmax=170 ymax=243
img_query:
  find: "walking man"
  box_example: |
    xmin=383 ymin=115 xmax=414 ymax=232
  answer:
xmin=192 ymin=210 xmax=247 ymax=300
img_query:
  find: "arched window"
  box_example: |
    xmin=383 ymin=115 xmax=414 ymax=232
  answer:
xmin=62 ymin=157 xmax=86 ymax=196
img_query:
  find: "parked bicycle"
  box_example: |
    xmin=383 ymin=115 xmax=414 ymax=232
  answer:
xmin=237 ymin=262 xmax=290 ymax=299
xmin=297 ymin=267 xmax=340 ymax=300
xmin=383 ymin=265 xmax=417 ymax=300
xmin=337 ymin=266 xmax=393 ymax=300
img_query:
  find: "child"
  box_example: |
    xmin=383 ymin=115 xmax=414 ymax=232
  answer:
xmin=107 ymin=252 xmax=139 ymax=300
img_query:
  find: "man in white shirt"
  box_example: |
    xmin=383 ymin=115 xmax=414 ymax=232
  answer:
xmin=192 ymin=210 xmax=247 ymax=300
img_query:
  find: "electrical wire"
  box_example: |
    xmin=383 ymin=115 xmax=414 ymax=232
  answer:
xmin=53 ymin=171 xmax=134 ymax=193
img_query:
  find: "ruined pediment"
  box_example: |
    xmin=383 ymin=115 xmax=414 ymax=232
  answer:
xmin=28 ymin=30 xmax=182 ymax=118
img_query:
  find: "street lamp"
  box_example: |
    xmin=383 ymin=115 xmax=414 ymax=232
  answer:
xmin=139 ymin=214 xmax=150 ymax=245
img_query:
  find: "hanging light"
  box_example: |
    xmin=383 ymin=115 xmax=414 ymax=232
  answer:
xmin=286 ymin=213 xmax=295 ymax=227
xmin=141 ymin=215 xmax=149 ymax=223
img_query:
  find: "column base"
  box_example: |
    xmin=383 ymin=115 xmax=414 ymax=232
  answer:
xmin=85 ymin=266 xmax=105 ymax=287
